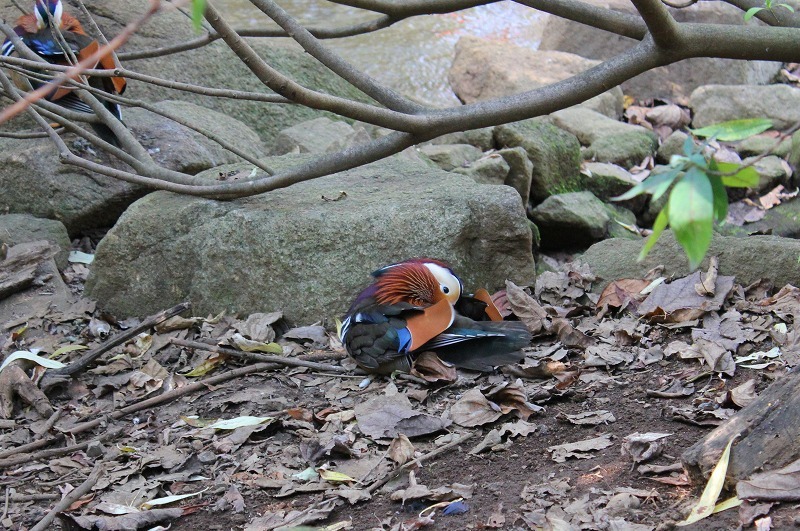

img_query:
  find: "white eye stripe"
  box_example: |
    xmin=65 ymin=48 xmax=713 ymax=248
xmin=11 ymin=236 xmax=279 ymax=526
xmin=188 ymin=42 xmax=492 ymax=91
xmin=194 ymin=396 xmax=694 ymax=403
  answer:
xmin=423 ymin=262 xmax=461 ymax=300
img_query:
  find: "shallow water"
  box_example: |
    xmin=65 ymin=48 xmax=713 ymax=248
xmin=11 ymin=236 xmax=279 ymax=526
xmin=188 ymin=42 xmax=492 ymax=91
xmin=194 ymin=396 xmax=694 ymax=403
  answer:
xmin=214 ymin=1 xmax=544 ymax=107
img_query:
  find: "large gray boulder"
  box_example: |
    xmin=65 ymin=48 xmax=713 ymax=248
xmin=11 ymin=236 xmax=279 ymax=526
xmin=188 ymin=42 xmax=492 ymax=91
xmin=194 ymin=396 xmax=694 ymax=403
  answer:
xmin=0 ymin=103 xmax=265 ymax=236
xmin=690 ymin=85 xmax=800 ymax=130
xmin=452 ymin=154 xmax=511 ymax=187
xmin=580 ymin=232 xmax=800 ymax=291
xmin=719 ymin=199 xmax=800 ymax=239
xmin=86 ymin=155 xmax=536 ymax=323
xmin=792 ymin=129 xmax=800 ymax=170
xmin=430 ymin=128 xmax=496 ymax=152
xmin=417 ymin=144 xmax=484 ymax=171
xmin=538 ymin=0 xmax=782 ymax=101
xmin=449 ymin=37 xmax=623 ymax=118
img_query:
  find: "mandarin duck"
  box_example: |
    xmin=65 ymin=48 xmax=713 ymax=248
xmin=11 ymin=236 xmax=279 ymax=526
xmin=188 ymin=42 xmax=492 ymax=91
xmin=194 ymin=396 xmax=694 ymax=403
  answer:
xmin=2 ymin=0 xmax=127 ymax=145
xmin=340 ymin=258 xmax=531 ymax=374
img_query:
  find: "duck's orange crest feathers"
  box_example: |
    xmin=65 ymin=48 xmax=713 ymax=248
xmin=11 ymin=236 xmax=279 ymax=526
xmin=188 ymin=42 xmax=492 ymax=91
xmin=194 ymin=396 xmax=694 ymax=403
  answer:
xmin=374 ymin=262 xmax=441 ymax=307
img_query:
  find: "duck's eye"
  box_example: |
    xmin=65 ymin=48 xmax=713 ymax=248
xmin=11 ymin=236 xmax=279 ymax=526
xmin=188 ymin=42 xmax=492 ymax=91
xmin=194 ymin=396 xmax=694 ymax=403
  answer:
xmin=442 ymin=286 xmax=450 ymax=294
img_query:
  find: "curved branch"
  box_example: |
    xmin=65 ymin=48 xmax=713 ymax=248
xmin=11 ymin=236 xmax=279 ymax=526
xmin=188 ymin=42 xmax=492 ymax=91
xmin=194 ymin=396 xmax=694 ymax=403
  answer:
xmin=3 ymin=60 xmax=276 ymax=174
xmin=425 ymin=38 xmax=666 ymax=135
xmin=46 ymin=40 xmax=670 ymax=198
xmin=676 ymin=23 xmax=800 ymax=61
xmin=0 ymin=70 xmax=147 ymax=165
xmin=0 ymin=129 xmax=59 ymax=139
xmin=0 ymin=1 xmax=160 ymax=125
xmin=660 ymin=0 xmax=698 ymax=8
xmin=59 ymin=130 xmax=419 ymax=198
xmin=249 ymin=0 xmax=424 ymax=113
xmin=328 ymin=0 xmax=499 ymax=16
xmin=514 ymin=0 xmax=646 ymax=40
xmin=202 ymin=1 xmax=425 ymax=132
xmin=0 ymin=55 xmax=292 ymax=103
xmin=108 ymin=93 xmax=277 ymax=175
xmin=117 ymin=17 xmax=396 ymax=61
xmin=630 ymin=0 xmax=680 ymax=47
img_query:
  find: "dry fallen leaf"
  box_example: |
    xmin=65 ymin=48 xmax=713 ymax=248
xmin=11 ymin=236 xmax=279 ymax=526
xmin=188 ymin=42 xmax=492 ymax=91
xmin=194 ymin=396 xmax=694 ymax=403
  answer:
xmin=410 ymin=351 xmax=458 ymax=383
xmin=387 ymin=434 xmax=415 ymax=465
xmin=354 ymin=391 xmax=451 ymax=439
xmin=737 ymin=458 xmax=800 ymax=501
xmin=621 ymin=432 xmax=671 ymax=464
xmin=504 ymin=280 xmax=549 ymax=334
xmin=558 ymin=410 xmax=616 ymax=426
xmin=597 ymin=279 xmax=650 ymax=312
xmin=639 ymin=271 xmax=735 ymax=323
xmin=548 ymin=433 xmax=614 ymax=463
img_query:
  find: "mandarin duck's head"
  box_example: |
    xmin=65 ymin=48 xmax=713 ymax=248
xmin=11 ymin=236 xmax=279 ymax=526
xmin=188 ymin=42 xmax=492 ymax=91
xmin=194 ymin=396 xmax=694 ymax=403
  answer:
xmin=372 ymin=258 xmax=462 ymax=307
xmin=34 ymin=0 xmax=63 ymax=29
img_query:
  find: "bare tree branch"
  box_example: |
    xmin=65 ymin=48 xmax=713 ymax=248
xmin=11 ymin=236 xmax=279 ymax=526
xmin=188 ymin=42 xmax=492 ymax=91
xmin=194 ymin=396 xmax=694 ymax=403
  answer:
xmin=660 ymin=0 xmax=698 ymax=8
xmin=1 ymin=0 xmax=799 ymax=202
xmin=631 ymin=0 xmax=680 ymax=47
xmin=249 ymin=0 xmax=424 ymax=113
xmin=515 ymin=0 xmax=646 ymax=39
xmin=0 ymin=55 xmax=292 ymax=102
xmin=328 ymin=0 xmax=498 ymax=16
xmin=117 ymin=17 xmax=397 ymax=61
xmin=0 ymin=1 xmax=164 ymax=124
xmin=202 ymin=1 xmax=422 ymax=131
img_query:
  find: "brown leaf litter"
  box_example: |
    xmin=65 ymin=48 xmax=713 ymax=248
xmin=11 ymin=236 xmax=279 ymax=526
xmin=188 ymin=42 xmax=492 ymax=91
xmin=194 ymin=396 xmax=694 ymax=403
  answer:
xmin=1 ymin=252 xmax=800 ymax=530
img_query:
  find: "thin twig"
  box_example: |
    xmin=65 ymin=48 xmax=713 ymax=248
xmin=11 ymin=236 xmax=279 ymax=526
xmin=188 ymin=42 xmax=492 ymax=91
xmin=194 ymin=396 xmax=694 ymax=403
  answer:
xmin=1 ymin=487 xmax=8 ymax=521
xmin=299 ymin=350 xmax=348 ymax=362
xmin=117 ymin=17 xmax=396 ymax=61
xmin=68 ymin=362 xmax=281 ymax=435
xmin=170 ymin=338 xmax=349 ymax=373
xmin=45 ymin=302 xmax=192 ymax=379
xmin=29 ymin=463 xmax=104 ymax=531
xmin=249 ymin=0 xmax=423 ymax=113
xmin=0 ymin=428 xmax=122 ymax=469
xmin=10 ymin=493 xmax=60 ymax=502
xmin=366 ymin=432 xmax=475 ymax=494
xmin=0 ymin=434 xmax=65 ymax=460
xmin=34 ymin=408 xmax=62 ymax=440
xmin=0 ymin=128 xmax=62 ymax=139
xmin=660 ymin=0 xmax=698 ymax=7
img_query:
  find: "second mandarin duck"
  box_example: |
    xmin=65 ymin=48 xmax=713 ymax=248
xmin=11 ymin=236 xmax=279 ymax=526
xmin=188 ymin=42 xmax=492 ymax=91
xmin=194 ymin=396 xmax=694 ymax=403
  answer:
xmin=2 ymin=0 xmax=127 ymax=144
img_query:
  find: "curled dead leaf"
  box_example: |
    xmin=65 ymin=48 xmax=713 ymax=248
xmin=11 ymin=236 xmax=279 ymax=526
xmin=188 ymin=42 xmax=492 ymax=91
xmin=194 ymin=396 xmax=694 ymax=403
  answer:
xmin=411 ymin=352 xmax=457 ymax=384
xmin=388 ymin=434 xmax=415 ymax=465
xmin=504 ymin=280 xmax=549 ymax=334
xmin=597 ymin=279 xmax=650 ymax=312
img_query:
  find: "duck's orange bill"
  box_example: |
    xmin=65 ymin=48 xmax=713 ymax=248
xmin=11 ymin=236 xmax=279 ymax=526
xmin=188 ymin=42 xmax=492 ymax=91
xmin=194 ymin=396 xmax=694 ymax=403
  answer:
xmin=473 ymin=288 xmax=503 ymax=322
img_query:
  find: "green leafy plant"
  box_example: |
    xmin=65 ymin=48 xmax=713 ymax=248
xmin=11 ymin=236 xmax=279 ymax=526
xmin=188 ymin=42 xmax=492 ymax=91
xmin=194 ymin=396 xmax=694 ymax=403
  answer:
xmin=192 ymin=0 xmax=207 ymax=31
xmin=744 ymin=0 xmax=795 ymax=21
xmin=614 ymin=118 xmax=769 ymax=270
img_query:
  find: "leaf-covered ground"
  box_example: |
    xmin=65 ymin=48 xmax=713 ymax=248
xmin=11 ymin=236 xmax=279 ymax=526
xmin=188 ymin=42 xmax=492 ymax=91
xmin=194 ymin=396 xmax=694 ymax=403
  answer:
xmin=1 ymin=255 xmax=799 ymax=530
